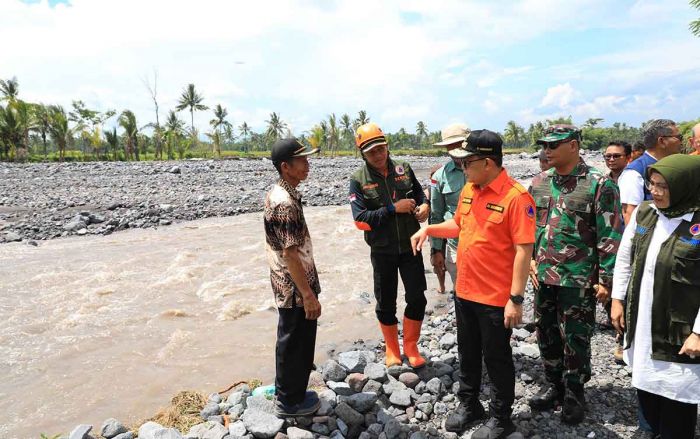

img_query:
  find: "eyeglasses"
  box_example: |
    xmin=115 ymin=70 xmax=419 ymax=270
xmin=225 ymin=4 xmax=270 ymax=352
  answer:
xmin=644 ymin=180 xmax=669 ymax=193
xmin=542 ymin=139 xmax=571 ymax=150
xmin=660 ymin=134 xmax=683 ymax=142
xmin=461 ymin=157 xmax=487 ymax=167
xmin=603 ymin=153 xmax=625 ymax=160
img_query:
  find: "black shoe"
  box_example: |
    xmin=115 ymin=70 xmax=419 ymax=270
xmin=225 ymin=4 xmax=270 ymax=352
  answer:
xmin=561 ymin=385 xmax=586 ymax=425
xmin=471 ymin=416 xmax=516 ymax=439
xmin=528 ymin=382 xmax=564 ymax=410
xmin=275 ymin=391 xmax=320 ymax=417
xmin=444 ymin=401 xmax=487 ymax=432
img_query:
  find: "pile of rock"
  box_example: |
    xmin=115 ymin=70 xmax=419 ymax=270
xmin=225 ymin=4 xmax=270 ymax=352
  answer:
xmin=62 ymin=287 xmax=650 ymax=439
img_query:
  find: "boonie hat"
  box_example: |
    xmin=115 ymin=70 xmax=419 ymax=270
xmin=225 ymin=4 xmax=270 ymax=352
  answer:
xmin=536 ymin=124 xmax=581 ymax=145
xmin=448 ymin=129 xmax=503 ymax=159
xmin=271 ymin=138 xmax=318 ymax=163
xmin=434 ymin=123 xmax=471 ymax=147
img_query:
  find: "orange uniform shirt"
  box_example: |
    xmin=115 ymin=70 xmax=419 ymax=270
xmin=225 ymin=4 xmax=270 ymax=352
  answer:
xmin=453 ymin=168 xmax=536 ymax=307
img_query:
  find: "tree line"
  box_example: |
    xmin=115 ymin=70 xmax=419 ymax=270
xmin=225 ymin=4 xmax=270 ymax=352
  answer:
xmin=0 ymin=76 xmax=697 ymax=162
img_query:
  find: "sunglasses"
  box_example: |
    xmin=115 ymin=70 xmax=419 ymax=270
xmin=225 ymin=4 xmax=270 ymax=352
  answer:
xmin=542 ymin=139 xmax=571 ymax=150
xmin=460 ymin=157 xmax=487 ymax=167
xmin=603 ymin=153 xmax=625 ymax=160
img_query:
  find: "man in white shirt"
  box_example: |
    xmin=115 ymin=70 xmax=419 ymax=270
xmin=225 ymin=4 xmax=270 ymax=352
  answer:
xmin=618 ymin=119 xmax=682 ymax=225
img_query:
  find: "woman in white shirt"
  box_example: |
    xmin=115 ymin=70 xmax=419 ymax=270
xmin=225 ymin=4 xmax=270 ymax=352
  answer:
xmin=611 ymin=154 xmax=700 ymax=438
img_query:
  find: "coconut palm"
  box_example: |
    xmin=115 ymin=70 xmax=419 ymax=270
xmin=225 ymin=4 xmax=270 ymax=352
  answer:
xmin=265 ymin=112 xmax=287 ymax=143
xmin=175 ymin=83 xmax=208 ymax=135
xmin=104 ymin=127 xmax=120 ymax=161
xmin=0 ymin=104 xmax=22 ymax=159
xmin=327 ymin=113 xmax=340 ymax=157
xmin=354 ymin=110 xmax=370 ymax=129
xmin=209 ymin=104 xmax=232 ymax=158
xmin=118 ymin=110 xmax=139 ymax=160
xmin=47 ymin=105 xmax=71 ymax=162
xmin=32 ymin=104 xmax=51 ymax=159
xmin=691 ymin=0 xmax=700 ymax=36
xmin=416 ymin=121 xmax=428 ymax=148
xmin=503 ymin=121 xmax=525 ymax=147
xmin=0 ymin=77 xmax=19 ymax=103
xmin=164 ymin=110 xmax=185 ymax=159
xmin=340 ymin=113 xmax=353 ymax=149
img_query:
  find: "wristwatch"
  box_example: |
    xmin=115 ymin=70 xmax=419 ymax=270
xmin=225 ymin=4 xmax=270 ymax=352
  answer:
xmin=509 ymin=294 xmax=524 ymax=305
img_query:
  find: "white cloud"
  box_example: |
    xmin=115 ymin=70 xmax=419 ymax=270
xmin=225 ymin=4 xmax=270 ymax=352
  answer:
xmin=540 ymin=83 xmax=578 ymax=108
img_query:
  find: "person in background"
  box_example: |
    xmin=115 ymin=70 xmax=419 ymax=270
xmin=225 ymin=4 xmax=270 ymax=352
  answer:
xmin=688 ymin=122 xmax=700 ymax=155
xmin=429 ymin=123 xmax=469 ymax=294
xmin=265 ymin=138 xmax=322 ymax=417
xmin=630 ymin=141 xmax=645 ymax=162
xmin=349 ymin=122 xmax=430 ymax=369
xmin=618 ymin=119 xmax=682 ymax=225
xmin=611 ymin=154 xmax=700 ymax=438
xmin=426 ymin=164 xmax=447 ymax=294
xmin=603 ymin=140 xmax=631 ymax=184
xmin=538 ymin=148 xmax=552 ymax=172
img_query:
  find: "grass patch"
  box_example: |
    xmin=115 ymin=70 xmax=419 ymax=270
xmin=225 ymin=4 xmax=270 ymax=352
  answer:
xmin=146 ymin=390 xmax=208 ymax=434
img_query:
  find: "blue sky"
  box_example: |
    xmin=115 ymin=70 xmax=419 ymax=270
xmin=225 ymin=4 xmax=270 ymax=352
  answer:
xmin=2 ymin=0 xmax=699 ymax=135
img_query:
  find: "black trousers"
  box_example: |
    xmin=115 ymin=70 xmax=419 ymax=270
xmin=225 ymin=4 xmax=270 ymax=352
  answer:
xmin=370 ymin=250 xmax=427 ymax=325
xmin=637 ymin=389 xmax=698 ymax=439
xmin=275 ymin=306 xmax=317 ymax=406
xmin=455 ymin=297 xmax=514 ymax=419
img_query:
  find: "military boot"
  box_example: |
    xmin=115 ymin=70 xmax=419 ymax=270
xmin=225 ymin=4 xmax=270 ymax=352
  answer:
xmin=528 ymin=381 xmax=564 ymax=410
xmin=561 ymin=383 xmax=586 ymax=424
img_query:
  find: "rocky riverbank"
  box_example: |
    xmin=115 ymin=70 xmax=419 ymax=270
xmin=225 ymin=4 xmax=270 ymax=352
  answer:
xmin=0 ymin=152 xmax=556 ymax=244
xmin=57 ymin=290 xmax=663 ymax=439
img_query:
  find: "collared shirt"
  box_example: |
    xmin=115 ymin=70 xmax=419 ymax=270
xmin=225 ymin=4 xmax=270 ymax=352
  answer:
xmin=264 ymin=179 xmax=321 ymax=308
xmin=619 ymin=151 xmax=657 ymax=205
xmin=612 ymin=204 xmax=700 ymax=403
xmin=530 ymin=159 xmax=623 ymax=289
xmin=429 ymin=159 xmax=466 ymax=256
xmin=453 ymin=168 xmax=536 ymax=307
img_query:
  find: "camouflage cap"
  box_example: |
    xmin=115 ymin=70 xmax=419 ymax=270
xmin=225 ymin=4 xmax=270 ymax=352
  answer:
xmin=536 ymin=124 xmax=582 ymax=145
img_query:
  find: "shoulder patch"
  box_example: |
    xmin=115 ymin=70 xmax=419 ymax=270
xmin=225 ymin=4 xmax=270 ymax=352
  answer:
xmin=526 ymin=205 xmax=535 ymax=218
xmin=690 ymin=223 xmax=700 ymax=236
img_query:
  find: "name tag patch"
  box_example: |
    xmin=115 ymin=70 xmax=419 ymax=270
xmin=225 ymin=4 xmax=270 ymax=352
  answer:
xmin=363 ymin=183 xmax=379 ymax=190
xmin=395 ymin=175 xmax=409 ymax=182
xmin=486 ymin=203 xmax=505 ymax=213
xmin=462 ymin=197 xmax=473 ymax=205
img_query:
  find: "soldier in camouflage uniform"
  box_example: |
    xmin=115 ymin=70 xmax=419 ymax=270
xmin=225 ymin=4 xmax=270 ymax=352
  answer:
xmin=527 ymin=125 xmax=623 ymax=424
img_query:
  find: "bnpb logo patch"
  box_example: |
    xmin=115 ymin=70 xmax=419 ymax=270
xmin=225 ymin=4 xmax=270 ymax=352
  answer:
xmin=395 ymin=165 xmax=405 ymax=175
xmin=690 ymin=223 xmax=700 ymax=236
xmin=526 ymin=205 xmax=535 ymax=218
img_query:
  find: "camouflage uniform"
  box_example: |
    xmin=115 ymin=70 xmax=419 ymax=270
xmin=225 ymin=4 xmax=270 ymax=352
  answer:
xmin=530 ymin=159 xmax=623 ymax=385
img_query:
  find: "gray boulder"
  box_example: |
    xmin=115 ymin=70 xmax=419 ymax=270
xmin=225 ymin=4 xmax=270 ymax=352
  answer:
xmin=69 ymin=424 xmax=93 ymax=439
xmin=346 ymin=392 xmax=378 ymax=413
xmin=363 ymin=363 xmax=388 ymax=383
xmin=228 ymin=421 xmax=247 ymax=438
xmin=286 ymin=427 xmax=313 ymax=439
xmin=101 ymin=418 xmax=128 ymax=439
xmin=338 ymin=351 xmax=373 ymax=373
xmin=138 ymin=422 xmax=165 ymax=439
xmin=241 ymin=407 xmax=284 ymax=438
xmin=335 ymin=402 xmax=364 ymax=426
xmin=322 ymin=359 xmax=347 ymax=382
xmin=389 ymin=389 xmax=412 ymax=407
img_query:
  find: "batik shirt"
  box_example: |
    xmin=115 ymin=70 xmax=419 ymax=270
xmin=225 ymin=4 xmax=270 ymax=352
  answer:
xmin=530 ymin=159 xmax=623 ymax=288
xmin=264 ymin=179 xmax=321 ymax=308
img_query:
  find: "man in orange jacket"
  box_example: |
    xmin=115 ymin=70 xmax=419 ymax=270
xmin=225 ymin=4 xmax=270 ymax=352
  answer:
xmin=411 ymin=130 xmax=535 ymax=439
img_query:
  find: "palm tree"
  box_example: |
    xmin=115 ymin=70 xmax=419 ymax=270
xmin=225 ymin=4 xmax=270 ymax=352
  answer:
xmin=118 ymin=110 xmax=139 ymax=160
xmin=265 ymin=112 xmax=287 ymax=143
xmin=691 ymin=0 xmax=700 ymax=36
xmin=0 ymin=104 xmax=22 ymax=159
xmin=583 ymin=118 xmax=604 ymax=128
xmin=165 ymin=110 xmax=185 ymax=159
xmin=105 ymin=127 xmax=120 ymax=161
xmin=340 ymin=113 xmax=353 ymax=149
xmin=354 ymin=110 xmax=370 ymax=129
xmin=238 ymin=121 xmax=251 ymax=152
xmin=32 ymin=104 xmax=51 ymax=160
xmin=416 ymin=121 xmax=428 ymax=148
xmin=0 ymin=77 xmax=19 ymax=103
xmin=175 ymin=83 xmax=208 ymax=135
xmin=47 ymin=105 xmax=71 ymax=162
xmin=308 ymin=125 xmax=325 ymax=151
xmin=327 ymin=113 xmax=339 ymax=157
xmin=503 ymin=121 xmax=525 ymax=147
xmin=209 ymin=104 xmax=232 ymax=158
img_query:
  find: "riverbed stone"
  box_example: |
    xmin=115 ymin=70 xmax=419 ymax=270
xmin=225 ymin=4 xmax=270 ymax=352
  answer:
xmin=285 ymin=427 xmax=313 ymax=439
xmin=323 ymin=359 xmax=347 ymax=382
xmin=346 ymin=392 xmax=378 ymax=413
xmin=241 ymin=407 xmax=284 ymax=438
xmin=100 ymin=418 xmax=128 ymax=439
xmin=69 ymin=424 xmax=93 ymax=439
xmin=338 ymin=350 xmax=369 ymax=373
xmin=398 ymin=372 xmax=420 ymax=389
xmin=229 ymin=421 xmax=247 ymax=438
xmin=138 ymin=422 xmax=165 ymax=439
xmin=363 ymin=363 xmax=388 ymax=383
xmin=335 ymin=402 xmax=364 ymax=426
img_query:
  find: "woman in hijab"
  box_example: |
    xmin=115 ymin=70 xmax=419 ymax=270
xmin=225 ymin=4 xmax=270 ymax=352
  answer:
xmin=610 ymin=154 xmax=700 ymax=438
